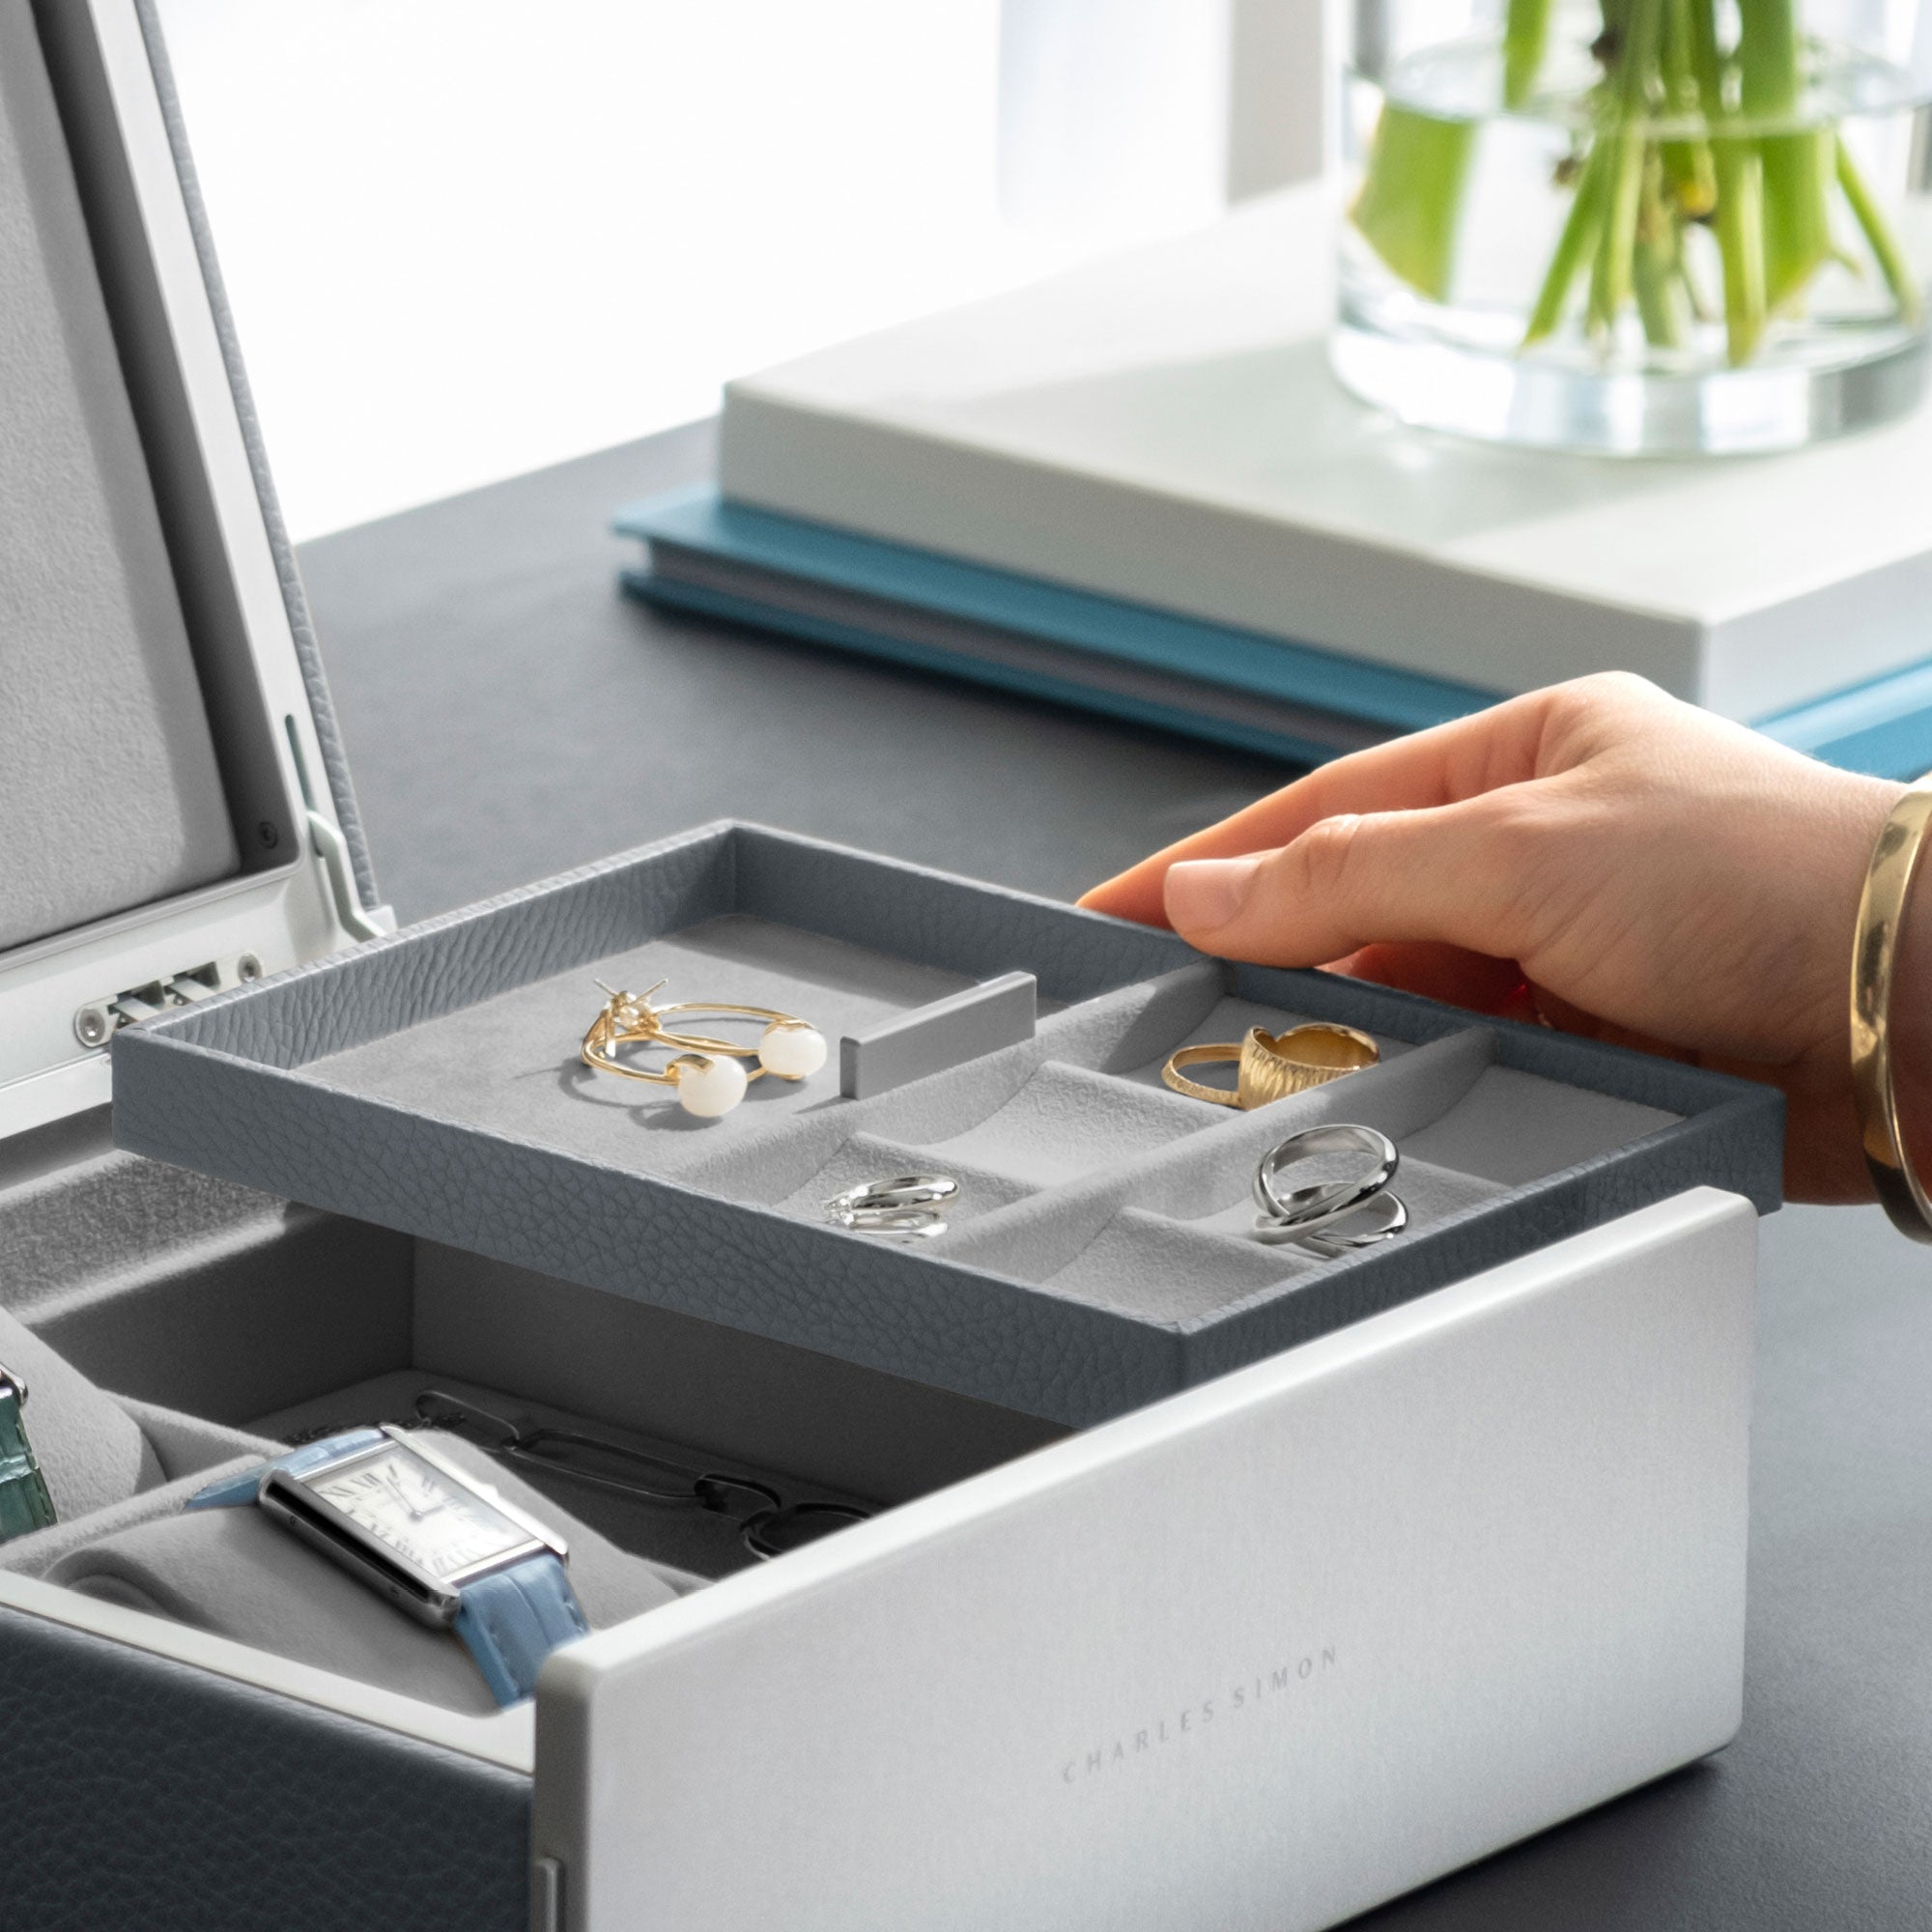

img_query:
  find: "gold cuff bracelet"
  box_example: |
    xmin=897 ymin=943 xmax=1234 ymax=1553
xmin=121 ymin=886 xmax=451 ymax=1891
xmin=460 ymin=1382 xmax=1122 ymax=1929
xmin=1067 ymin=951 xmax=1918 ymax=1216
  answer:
xmin=1851 ymin=780 xmax=1932 ymax=1241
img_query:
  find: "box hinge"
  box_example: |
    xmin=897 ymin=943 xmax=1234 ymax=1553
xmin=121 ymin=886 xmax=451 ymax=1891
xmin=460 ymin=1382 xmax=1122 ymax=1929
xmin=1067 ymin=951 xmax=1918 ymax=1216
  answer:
xmin=307 ymin=808 xmax=391 ymax=944
xmin=72 ymin=953 xmax=266 ymax=1048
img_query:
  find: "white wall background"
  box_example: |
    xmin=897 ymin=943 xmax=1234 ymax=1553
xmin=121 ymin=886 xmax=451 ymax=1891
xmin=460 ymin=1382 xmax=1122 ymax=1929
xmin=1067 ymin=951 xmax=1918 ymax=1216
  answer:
xmin=156 ymin=1 xmax=1319 ymax=540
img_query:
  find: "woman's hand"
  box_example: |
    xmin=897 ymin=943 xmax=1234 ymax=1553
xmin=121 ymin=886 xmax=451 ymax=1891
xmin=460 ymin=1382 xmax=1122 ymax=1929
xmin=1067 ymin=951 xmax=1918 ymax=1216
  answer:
xmin=1079 ymin=673 xmax=1904 ymax=1202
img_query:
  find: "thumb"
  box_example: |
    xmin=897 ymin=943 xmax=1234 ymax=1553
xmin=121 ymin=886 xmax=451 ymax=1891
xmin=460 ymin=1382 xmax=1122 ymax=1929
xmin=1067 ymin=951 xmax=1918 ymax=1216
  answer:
xmin=1162 ymin=802 xmax=1537 ymax=968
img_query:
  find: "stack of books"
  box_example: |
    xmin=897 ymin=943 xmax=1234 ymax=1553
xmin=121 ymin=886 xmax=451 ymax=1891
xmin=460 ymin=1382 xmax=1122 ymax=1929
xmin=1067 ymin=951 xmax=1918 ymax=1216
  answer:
xmin=618 ymin=186 xmax=1932 ymax=778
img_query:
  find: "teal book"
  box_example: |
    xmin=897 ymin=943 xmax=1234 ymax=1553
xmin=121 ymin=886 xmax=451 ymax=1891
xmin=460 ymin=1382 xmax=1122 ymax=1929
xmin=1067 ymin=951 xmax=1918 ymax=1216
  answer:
xmin=616 ymin=485 xmax=1932 ymax=781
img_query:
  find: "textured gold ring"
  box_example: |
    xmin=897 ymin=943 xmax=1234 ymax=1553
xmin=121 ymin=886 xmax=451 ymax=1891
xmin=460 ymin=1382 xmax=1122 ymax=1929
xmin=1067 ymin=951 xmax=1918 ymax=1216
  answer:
xmin=1161 ymin=1023 xmax=1380 ymax=1110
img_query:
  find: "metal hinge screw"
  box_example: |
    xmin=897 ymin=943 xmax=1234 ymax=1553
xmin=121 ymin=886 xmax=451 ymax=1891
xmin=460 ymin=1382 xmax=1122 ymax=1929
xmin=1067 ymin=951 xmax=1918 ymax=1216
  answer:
xmin=72 ymin=952 xmax=268 ymax=1051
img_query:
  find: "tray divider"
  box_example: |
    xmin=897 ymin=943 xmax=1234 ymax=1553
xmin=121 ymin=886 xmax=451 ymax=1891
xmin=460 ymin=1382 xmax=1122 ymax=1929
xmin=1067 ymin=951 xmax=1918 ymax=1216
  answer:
xmin=673 ymin=972 xmax=1218 ymax=1206
xmin=945 ymin=1027 xmax=1499 ymax=1282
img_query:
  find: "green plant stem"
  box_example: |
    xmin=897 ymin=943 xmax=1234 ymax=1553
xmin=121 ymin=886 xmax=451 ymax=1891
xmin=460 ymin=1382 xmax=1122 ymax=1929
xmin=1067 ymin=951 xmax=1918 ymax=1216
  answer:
xmin=1632 ymin=231 xmax=1687 ymax=344
xmin=1350 ymin=103 xmax=1477 ymax=299
xmin=1689 ymin=0 xmax=1767 ymax=362
xmin=1524 ymin=143 xmax=1613 ymax=342
xmin=1503 ymin=0 xmax=1555 ymax=108
xmin=1716 ymin=143 xmax=1770 ymax=360
xmin=1739 ymin=0 xmax=1833 ymax=310
xmin=1758 ymin=129 xmax=1835 ymax=309
xmin=1837 ymin=134 xmax=1924 ymax=325
xmin=1659 ymin=0 xmax=1716 ymax=215
xmin=1633 ymin=153 xmax=1690 ymax=345
xmin=1588 ymin=131 xmax=1646 ymax=332
xmin=1349 ymin=0 xmax=1919 ymax=371
xmin=1588 ymin=0 xmax=1664 ymax=335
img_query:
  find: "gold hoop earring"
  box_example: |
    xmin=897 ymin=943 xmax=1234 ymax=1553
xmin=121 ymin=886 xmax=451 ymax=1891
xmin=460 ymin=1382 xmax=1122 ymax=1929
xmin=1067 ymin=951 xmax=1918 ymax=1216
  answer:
xmin=582 ymin=980 xmax=827 ymax=1118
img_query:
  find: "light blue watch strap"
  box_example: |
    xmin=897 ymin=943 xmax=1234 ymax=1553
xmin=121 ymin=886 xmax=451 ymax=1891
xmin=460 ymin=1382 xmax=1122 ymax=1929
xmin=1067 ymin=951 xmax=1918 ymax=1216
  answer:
xmin=452 ymin=1553 xmax=590 ymax=1707
xmin=186 ymin=1429 xmax=388 ymax=1510
xmin=187 ymin=1431 xmax=585 ymax=1706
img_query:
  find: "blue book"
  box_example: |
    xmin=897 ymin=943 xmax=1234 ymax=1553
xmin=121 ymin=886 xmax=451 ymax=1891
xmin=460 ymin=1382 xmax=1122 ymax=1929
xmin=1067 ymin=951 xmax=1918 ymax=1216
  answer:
xmin=616 ymin=485 xmax=1932 ymax=780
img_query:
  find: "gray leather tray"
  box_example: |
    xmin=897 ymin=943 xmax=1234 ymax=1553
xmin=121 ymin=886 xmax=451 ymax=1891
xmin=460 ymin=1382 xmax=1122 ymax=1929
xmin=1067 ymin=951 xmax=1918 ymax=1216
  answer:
xmin=111 ymin=821 xmax=1784 ymax=1425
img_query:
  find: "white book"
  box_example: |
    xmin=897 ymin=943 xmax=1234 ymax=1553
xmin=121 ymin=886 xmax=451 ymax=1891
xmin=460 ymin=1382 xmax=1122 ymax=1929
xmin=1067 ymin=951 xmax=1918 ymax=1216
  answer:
xmin=719 ymin=185 xmax=1932 ymax=723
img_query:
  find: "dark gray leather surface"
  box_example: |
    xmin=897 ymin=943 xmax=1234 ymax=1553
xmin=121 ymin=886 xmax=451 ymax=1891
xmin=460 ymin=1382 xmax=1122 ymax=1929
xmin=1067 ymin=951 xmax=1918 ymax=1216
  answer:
xmin=293 ymin=419 xmax=1285 ymax=925
xmin=0 ymin=1602 xmax=528 ymax=1931
xmin=290 ymin=425 xmax=1931 ymax=1925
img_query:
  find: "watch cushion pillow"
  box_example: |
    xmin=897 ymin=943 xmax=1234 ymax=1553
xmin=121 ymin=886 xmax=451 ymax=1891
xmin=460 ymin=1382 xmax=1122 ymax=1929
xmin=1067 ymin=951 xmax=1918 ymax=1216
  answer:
xmin=0 ymin=1304 xmax=165 ymax=1519
xmin=44 ymin=1432 xmax=683 ymax=1715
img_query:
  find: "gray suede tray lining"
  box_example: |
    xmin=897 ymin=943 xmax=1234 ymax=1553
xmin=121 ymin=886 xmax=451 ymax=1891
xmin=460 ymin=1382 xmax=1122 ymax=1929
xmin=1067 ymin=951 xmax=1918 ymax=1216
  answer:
xmin=111 ymin=823 xmax=1782 ymax=1426
xmin=0 ymin=5 xmax=236 ymax=952
xmin=302 ymin=928 xmax=1677 ymax=1325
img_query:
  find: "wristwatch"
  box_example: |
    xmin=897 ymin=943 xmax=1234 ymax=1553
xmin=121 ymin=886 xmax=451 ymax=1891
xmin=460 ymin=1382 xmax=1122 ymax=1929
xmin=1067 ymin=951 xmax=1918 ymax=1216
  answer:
xmin=189 ymin=1424 xmax=588 ymax=1705
xmin=0 ymin=1362 xmax=57 ymax=1544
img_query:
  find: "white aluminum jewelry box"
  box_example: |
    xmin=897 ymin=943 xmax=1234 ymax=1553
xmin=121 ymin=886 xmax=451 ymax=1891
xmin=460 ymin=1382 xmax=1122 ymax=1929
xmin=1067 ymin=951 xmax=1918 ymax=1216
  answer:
xmin=0 ymin=4 xmax=1780 ymax=1930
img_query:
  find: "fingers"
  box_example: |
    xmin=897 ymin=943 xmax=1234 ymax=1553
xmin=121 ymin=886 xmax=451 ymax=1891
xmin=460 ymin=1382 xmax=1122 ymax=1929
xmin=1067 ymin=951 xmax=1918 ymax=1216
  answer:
xmin=1078 ymin=692 xmax=1557 ymax=926
xmin=1332 ymin=942 xmax=1534 ymax=1016
xmin=1159 ymin=796 xmax=1542 ymax=968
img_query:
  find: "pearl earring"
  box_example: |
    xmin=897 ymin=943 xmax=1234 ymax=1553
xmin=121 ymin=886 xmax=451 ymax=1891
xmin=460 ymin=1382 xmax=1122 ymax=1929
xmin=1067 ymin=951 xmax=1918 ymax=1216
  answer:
xmin=758 ymin=1017 xmax=829 ymax=1081
xmin=664 ymin=1052 xmax=750 ymax=1119
xmin=580 ymin=980 xmax=825 ymax=1120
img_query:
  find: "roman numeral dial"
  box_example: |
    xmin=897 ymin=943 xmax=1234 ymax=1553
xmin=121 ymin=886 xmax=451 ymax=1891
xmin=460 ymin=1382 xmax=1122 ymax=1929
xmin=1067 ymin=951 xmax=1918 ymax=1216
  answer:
xmin=307 ymin=1448 xmax=529 ymax=1580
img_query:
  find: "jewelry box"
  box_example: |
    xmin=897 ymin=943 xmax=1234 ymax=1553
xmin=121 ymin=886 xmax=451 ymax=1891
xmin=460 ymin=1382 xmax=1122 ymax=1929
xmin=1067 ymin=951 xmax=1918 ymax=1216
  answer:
xmin=0 ymin=5 xmax=1782 ymax=1928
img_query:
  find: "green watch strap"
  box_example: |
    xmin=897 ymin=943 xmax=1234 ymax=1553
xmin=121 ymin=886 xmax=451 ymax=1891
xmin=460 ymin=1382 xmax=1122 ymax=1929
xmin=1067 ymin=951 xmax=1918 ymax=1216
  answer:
xmin=0 ymin=1365 xmax=57 ymax=1544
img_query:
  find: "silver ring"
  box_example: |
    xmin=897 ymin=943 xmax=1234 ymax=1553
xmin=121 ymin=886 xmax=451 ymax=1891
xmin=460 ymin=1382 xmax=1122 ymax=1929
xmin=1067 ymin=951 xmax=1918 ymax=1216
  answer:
xmin=1254 ymin=1188 xmax=1407 ymax=1252
xmin=825 ymin=1205 xmax=950 ymax=1239
xmin=825 ymin=1175 xmax=959 ymax=1216
xmin=1252 ymin=1124 xmax=1398 ymax=1232
xmin=823 ymin=1174 xmax=958 ymax=1238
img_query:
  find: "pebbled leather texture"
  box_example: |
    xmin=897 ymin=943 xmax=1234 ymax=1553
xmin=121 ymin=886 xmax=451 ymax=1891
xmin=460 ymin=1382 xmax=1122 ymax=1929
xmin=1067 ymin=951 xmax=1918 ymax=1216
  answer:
xmin=0 ymin=1603 xmax=528 ymax=1931
xmin=113 ymin=822 xmax=1785 ymax=1429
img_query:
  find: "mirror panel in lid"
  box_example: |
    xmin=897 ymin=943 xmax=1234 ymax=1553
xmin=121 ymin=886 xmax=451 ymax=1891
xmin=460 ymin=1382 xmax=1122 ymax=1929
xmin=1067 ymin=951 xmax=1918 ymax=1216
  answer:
xmin=0 ymin=0 xmax=389 ymax=1140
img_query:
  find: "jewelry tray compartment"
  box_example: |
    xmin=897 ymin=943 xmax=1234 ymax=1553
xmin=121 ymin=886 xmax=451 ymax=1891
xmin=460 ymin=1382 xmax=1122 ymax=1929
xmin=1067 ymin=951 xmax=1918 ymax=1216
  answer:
xmin=110 ymin=821 xmax=1784 ymax=1427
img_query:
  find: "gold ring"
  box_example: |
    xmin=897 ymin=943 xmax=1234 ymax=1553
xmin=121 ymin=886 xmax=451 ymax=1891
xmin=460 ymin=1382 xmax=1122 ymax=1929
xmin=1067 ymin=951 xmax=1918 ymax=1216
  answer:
xmin=1161 ymin=1023 xmax=1380 ymax=1109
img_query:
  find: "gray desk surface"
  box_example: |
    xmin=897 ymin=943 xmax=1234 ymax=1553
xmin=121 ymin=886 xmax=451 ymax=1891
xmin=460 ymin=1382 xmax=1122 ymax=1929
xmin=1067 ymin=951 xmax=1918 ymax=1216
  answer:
xmin=299 ymin=424 xmax=1932 ymax=1931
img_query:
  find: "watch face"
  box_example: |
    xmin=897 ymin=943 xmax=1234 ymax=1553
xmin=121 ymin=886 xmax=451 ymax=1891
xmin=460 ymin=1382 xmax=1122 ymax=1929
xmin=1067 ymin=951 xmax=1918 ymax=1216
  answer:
xmin=304 ymin=1446 xmax=533 ymax=1583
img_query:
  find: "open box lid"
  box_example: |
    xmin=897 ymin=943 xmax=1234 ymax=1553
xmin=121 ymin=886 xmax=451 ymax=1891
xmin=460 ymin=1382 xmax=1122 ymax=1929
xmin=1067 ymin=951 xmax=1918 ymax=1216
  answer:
xmin=0 ymin=0 xmax=388 ymax=1142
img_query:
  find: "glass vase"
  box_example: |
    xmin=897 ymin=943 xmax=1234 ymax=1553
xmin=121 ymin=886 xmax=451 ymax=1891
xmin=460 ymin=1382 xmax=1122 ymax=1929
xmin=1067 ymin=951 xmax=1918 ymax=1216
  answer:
xmin=1333 ymin=0 xmax=1932 ymax=452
